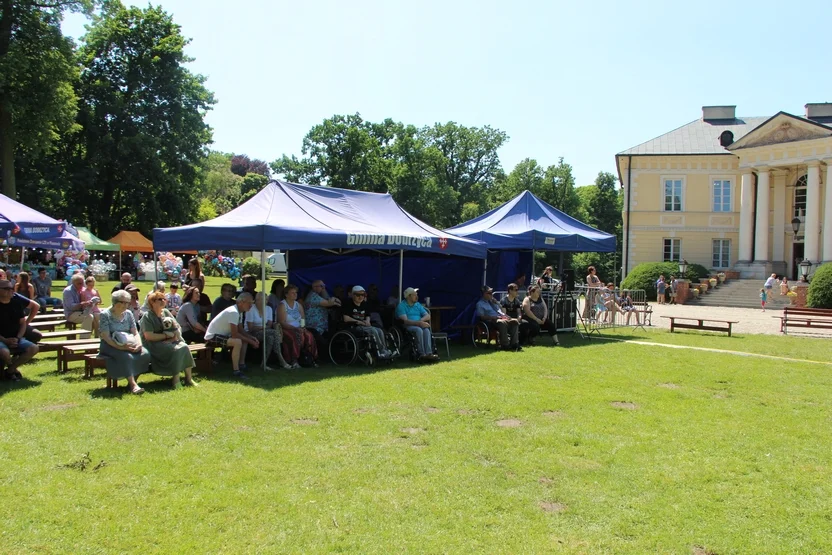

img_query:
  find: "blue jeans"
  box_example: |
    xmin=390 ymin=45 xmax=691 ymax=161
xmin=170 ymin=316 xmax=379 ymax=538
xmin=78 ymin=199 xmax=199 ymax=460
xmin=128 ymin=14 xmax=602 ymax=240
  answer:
xmin=406 ymin=326 xmax=432 ymax=356
xmin=36 ymin=296 xmax=62 ymax=308
xmin=0 ymin=337 xmax=36 ymax=355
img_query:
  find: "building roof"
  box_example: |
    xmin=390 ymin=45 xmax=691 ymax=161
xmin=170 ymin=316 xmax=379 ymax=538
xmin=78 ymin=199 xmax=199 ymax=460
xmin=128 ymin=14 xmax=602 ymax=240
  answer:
xmin=617 ymin=116 xmax=769 ymax=156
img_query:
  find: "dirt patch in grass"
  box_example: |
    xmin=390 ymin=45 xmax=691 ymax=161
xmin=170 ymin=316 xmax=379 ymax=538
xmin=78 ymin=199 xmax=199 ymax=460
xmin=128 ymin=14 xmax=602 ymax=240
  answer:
xmin=611 ymin=401 xmax=638 ymax=410
xmin=658 ymin=383 xmax=680 ymax=389
xmin=400 ymin=427 xmax=425 ymax=435
xmin=542 ymin=410 xmax=564 ymax=418
xmin=291 ymin=418 xmax=318 ymax=425
xmin=538 ymin=477 xmax=554 ymax=485
xmin=41 ymin=403 xmax=79 ymax=412
xmin=539 ymin=501 xmax=567 ymax=513
xmin=542 ymin=375 xmax=564 ymax=380
xmin=495 ymin=418 xmax=523 ymax=428
xmin=457 ymin=409 xmax=482 ymax=415
xmin=424 ymin=407 xmax=441 ymax=413
xmin=691 ymin=546 xmax=717 ymax=555
xmin=353 ymin=408 xmax=372 ymax=414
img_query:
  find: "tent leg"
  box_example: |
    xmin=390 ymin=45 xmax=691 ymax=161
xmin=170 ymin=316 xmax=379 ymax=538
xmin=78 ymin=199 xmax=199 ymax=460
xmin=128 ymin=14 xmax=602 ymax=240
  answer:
xmin=261 ymin=249 xmax=267 ymax=370
xmin=482 ymin=258 xmax=487 ymax=287
xmin=20 ymin=247 xmax=25 ymax=271
xmin=558 ymin=252 xmax=564 ymax=275
xmin=398 ymin=250 xmax=403 ymax=300
xmin=531 ymin=250 xmax=535 ymax=281
xmin=153 ymin=243 xmax=158 ymax=283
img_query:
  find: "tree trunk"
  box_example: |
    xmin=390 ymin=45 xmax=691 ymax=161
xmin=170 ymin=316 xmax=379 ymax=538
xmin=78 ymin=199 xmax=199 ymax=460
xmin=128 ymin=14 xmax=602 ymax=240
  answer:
xmin=0 ymin=98 xmax=15 ymax=198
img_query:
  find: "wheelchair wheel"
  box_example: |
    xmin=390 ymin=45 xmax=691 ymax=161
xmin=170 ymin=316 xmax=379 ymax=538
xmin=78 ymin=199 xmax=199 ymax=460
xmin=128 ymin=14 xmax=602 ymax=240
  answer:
xmin=472 ymin=321 xmax=490 ymax=347
xmin=389 ymin=327 xmax=402 ymax=354
xmin=329 ymin=330 xmax=358 ymax=366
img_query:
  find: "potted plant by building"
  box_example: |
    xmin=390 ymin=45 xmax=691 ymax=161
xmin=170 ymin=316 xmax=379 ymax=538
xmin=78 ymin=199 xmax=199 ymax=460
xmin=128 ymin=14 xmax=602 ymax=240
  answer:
xmin=709 ymin=277 xmax=717 ymax=288
xmin=717 ymin=272 xmax=726 ymax=283
xmin=787 ymin=289 xmax=798 ymax=305
xmin=691 ymin=287 xmax=700 ymax=298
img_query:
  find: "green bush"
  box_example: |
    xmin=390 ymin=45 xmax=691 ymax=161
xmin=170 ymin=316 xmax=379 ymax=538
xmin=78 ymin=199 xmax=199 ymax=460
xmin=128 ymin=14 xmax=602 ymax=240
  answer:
xmin=807 ymin=262 xmax=832 ymax=308
xmin=621 ymin=262 xmax=709 ymax=300
xmin=241 ymin=256 xmax=262 ymax=277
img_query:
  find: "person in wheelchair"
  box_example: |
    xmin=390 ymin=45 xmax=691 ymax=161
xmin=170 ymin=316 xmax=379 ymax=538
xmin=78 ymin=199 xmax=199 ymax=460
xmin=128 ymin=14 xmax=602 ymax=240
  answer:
xmin=343 ymin=286 xmax=393 ymax=359
xmin=395 ymin=287 xmax=438 ymax=362
xmin=476 ymin=285 xmax=520 ymax=351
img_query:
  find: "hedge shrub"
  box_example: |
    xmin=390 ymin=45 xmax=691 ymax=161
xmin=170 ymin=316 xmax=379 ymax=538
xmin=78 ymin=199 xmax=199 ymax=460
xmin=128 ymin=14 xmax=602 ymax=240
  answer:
xmin=241 ymin=256 xmax=263 ymax=278
xmin=620 ymin=262 xmax=709 ymax=301
xmin=807 ymin=262 xmax=832 ymax=308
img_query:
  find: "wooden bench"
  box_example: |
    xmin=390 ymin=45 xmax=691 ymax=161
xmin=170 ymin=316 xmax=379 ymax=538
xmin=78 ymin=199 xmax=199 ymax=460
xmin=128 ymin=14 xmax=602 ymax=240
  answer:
xmin=39 ymin=337 xmax=102 ymax=353
xmin=188 ymin=343 xmax=212 ymax=373
xmin=58 ymin=342 xmax=100 ymax=373
xmin=34 ymin=313 xmax=67 ymax=322
xmin=84 ymin=354 xmax=118 ymax=388
xmin=631 ymin=301 xmax=653 ymax=326
xmin=777 ymin=307 xmax=832 ymax=334
xmin=661 ymin=316 xmax=738 ymax=337
xmin=39 ymin=329 xmax=92 ymax=342
xmin=30 ymin=320 xmax=69 ymax=332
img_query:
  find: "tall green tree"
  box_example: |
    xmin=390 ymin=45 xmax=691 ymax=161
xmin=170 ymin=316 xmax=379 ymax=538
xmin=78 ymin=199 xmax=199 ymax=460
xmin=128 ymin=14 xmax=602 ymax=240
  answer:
xmin=0 ymin=0 xmax=92 ymax=197
xmin=572 ymin=171 xmax=623 ymax=282
xmin=61 ymin=1 xmax=214 ymax=237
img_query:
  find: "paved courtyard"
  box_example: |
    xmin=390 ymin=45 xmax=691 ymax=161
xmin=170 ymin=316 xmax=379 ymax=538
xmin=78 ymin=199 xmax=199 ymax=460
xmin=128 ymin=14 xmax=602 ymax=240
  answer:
xmin=645 ymin=302 xmax=820 ymax=336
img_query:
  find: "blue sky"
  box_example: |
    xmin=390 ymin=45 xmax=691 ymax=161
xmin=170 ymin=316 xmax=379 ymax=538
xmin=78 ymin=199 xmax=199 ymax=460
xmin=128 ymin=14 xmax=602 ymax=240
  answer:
xmin=63 ymin=0 xmax=831 ymax=186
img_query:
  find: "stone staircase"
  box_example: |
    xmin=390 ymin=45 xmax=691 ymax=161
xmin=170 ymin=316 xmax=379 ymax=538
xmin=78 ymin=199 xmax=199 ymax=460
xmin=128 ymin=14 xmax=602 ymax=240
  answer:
xmin=686 ymin=279 xmax=792 ymax=310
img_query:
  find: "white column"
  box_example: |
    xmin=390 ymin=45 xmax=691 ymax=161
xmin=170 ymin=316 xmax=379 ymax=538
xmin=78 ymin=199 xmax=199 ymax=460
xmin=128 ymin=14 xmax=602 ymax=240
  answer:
xmin=754 ymin=169 xmax=770 ymax=261
xmin=823 ymin=162 xmax=832 ymax=263
xmin=738 ymin=171 xmax=754 ymax=262
xmin=772 ymin=171 xmax=787 ymax=263
xmin=805 ymin=162 xmax=821 ymax=264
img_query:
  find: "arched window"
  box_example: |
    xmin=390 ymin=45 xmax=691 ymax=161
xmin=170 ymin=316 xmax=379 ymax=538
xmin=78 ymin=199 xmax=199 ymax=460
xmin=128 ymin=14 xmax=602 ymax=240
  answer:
xmin=794 ymin=175 xmax=807 ymax=219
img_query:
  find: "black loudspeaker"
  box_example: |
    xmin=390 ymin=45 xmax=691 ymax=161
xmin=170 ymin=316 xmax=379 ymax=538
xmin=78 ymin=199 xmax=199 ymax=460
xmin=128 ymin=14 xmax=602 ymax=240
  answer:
xmin=560 ymin=269 xmax=575 ymax=292
xmin=551 ymin=297 xmax=577 ymax=330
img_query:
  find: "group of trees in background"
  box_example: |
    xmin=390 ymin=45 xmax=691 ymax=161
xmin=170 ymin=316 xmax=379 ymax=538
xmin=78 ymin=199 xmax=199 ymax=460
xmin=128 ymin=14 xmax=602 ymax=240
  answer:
xmin=0 ymin=2 xmax=622 ymax=281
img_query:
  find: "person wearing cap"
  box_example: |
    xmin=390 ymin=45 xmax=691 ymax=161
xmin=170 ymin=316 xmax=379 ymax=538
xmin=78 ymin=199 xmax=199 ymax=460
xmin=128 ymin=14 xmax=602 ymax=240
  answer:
xmin=0 ymin=279 xmax=39 ymax=381
xmin=343 ymin=285 xmax=393 ymax=359
xmin=476 ymin=285 xmax=519 ymax=351
xmin=395 ymin=287 xmax=438 ymax=361
xmin=165 ymin=282 xmax=182 ymax=316
xmin=124 ymin=283 xmax=143 ymax=321
xmin=62 ymin=274 xmax=94 ymax=332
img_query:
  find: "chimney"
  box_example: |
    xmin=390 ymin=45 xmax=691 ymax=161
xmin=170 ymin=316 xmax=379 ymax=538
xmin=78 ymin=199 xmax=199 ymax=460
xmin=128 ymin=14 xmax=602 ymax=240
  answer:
xmin=805 ymin=103 xmax=832 ymax=120
xmin=702 ymin=106 xmax=736 ymax=122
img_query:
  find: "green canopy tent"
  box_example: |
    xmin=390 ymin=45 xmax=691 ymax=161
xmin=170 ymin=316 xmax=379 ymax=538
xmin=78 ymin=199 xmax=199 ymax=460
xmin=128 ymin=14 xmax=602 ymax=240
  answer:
xmin=75 ymin=227 xmax=120 ymax=252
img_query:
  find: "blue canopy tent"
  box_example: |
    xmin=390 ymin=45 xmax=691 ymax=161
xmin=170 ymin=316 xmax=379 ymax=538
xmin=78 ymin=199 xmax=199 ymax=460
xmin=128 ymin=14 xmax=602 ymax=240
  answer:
xmin=445 ymin=190 xmax=616 ymax=287
xmin=0 ymin=194 xmax=71 ymax=270
xmin=6 ymin=230 xmax=85 ymax=252
xmin=153 ymin=180 xmax=486 ymax=365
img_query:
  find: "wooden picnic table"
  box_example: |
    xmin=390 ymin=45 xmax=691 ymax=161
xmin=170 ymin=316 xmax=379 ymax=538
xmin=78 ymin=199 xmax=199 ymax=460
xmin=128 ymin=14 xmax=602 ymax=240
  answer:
xmin=427 ymin=305 xmax=456 ymax=332
xmin=661 ymin=316 xmax=738 ymax=337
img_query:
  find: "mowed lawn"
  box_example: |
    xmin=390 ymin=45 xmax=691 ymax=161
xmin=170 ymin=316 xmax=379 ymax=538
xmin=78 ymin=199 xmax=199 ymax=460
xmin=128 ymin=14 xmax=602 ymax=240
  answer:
xmin=1 ymin=290 xmax=831 ymax=552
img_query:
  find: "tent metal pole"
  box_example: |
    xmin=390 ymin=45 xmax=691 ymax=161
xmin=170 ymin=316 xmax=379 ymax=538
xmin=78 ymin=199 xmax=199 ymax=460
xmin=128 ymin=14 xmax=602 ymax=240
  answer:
xmin=20 ymin=247 xmax=25 ymax=271
xmin=261 ymin=249 xmax=266 ymax=370
xmin=398 ymin=249 xmax=403 ymax=300
xmin=558 ymin=252 xmax=564 ymax=275
xmin=482 ymin=257 xmax=487 ymax=287
xmin=531 ymin=249 xmax=535 ymax=280
xmin=153 ymin=243 xmax=158 ymax=284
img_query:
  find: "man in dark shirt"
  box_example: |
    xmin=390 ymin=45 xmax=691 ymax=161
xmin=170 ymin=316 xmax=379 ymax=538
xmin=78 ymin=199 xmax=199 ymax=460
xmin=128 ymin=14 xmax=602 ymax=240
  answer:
xmin=112 ymin=272 xmax=133 ymax=293
xmin=342 ymin=285 xmax=391 ymax=358
xmin=235 ymin=275 xmax=257 ymax=299
xmin=212 ymin=283 xmax=237 ymax=320
xmin=0 ymin=279 xmax=39 ymax=381
xmin=189 ymin=277 xmax=213 ymax=326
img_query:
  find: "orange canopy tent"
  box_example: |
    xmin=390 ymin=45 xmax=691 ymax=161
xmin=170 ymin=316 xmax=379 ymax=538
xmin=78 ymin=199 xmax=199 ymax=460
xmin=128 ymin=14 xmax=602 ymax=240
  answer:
xmin=107 ymin=230 xmax=195 ymax=255
xmin=106 ymin=231 xmax=155 ymax=253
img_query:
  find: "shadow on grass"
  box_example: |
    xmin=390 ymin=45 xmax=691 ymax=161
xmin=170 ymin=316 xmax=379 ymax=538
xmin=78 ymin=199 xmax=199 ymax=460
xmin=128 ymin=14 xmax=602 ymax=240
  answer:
xmin=0 ymin=375 xmax=42 ymax=397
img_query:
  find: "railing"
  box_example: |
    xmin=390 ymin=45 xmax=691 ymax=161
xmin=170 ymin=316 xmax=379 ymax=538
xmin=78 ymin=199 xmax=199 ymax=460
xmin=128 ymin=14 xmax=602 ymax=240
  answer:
xmin=574 ymin=285 xmax=650 ymax=336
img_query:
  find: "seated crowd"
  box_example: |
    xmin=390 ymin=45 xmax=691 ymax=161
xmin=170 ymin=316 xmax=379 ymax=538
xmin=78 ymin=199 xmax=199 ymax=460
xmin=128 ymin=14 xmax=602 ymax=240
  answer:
xmin=2 ymin=256 xmax=579 ymax=384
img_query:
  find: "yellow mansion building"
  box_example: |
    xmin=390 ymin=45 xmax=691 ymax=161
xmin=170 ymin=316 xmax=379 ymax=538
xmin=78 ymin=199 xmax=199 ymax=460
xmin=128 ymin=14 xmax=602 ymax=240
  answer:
xmin=616 ymin=104 xmax=832 ymax=280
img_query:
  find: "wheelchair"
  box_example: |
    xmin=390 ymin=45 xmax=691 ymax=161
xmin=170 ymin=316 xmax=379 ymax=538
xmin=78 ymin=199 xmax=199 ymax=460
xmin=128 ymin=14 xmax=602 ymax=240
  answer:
xmin=392 ymin=320 xmax=439 ymax=360
xmin=328 ymin=324 xmax=399 ymax=367
xmin=472 ymin=319 xmax=499 ymax=348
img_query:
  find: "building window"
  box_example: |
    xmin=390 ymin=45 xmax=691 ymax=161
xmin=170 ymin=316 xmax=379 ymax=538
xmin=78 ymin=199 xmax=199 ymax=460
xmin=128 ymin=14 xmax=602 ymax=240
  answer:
xmin=663 ymin=238 xmax=681 ymax=262
xmin=712 ymin=179 xmax=731 ymax=212
xmin=663 ymin=179 xmax=683 ymax=211
xmin=794 ymin=175 xmax=807 ymax=219
xmin=712 ymin=239 xmax=730 ymax=268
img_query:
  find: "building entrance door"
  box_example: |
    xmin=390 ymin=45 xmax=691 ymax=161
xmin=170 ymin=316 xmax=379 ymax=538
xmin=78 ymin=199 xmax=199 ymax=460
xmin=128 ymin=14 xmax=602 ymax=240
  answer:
xmin=792 ymin=242 xmax=804 ymax=281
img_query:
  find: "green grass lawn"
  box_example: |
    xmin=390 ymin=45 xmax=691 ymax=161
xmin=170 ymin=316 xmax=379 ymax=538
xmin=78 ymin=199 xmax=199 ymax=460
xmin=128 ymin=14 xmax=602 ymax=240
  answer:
xmin=2 ymin=304 xmax=831 ymax=552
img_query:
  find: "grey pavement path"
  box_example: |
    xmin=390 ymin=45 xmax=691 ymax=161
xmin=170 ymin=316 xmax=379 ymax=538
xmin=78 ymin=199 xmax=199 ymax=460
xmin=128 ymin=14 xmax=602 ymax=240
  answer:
xmin=646 ymin=302 xmax=783 ymax=335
